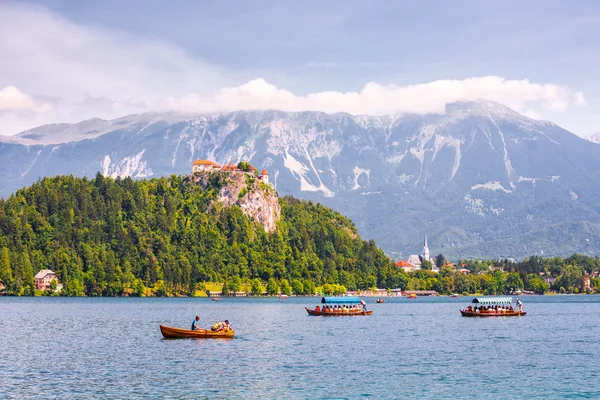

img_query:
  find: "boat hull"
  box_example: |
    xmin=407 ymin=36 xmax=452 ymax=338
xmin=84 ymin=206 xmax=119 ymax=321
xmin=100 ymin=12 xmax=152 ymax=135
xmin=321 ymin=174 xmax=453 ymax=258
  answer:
xmin=461 ymin=311 xmax=526 ymax=317
xmin=306 ymin=308 xmax=372 ymax=316
xmin=159 ymin=324 xmax=234 ymax=339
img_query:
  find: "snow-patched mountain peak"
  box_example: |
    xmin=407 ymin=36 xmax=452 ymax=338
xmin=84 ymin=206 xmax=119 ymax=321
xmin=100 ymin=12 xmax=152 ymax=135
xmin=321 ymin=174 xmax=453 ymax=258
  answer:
xmin=445 ymin=99 xmax=524 ymax=119
xmin=587 ymin=132 xmax=600 ymax=144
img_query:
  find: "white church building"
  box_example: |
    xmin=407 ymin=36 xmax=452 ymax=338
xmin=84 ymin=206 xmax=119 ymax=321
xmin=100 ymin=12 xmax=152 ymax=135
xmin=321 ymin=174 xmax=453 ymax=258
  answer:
xmin=405 ymin=235 xmax=437 ymax=271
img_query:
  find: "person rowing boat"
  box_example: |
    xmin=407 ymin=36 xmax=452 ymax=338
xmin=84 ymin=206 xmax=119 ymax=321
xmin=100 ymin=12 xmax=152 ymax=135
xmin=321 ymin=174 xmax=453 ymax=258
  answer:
xmin=191 ymin=315 xmax=201 ymax=331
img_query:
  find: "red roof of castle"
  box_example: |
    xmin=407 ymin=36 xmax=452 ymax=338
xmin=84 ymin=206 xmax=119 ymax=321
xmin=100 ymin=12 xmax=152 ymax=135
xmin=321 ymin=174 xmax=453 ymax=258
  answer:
xmin=192 ymin=159 xmax=220 ymax=167
xmin=396 ymin=260 xmax=412 ymax=267
xmin=261 ymin=169 xmax=268 ymax=175
xmin=220 ymin=162 xmax=238 ymax=171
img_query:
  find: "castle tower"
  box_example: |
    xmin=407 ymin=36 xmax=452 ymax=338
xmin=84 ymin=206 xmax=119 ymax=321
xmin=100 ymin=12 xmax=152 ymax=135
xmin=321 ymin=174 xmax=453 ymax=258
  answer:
xmin=260 ymin=169 xmax=269 ymax=184
xmin=422 ymin=235 xmax=430 ymax=261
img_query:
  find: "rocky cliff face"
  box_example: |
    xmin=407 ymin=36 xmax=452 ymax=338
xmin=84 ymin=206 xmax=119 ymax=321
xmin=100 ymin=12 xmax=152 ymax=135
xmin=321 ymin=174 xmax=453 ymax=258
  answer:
xmin=190 ymin=170 xmax=280 ymax=233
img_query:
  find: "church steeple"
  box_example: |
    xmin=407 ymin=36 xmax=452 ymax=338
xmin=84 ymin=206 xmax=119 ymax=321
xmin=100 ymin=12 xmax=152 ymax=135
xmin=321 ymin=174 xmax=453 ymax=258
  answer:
xmin=422 ymin=234 xmax=430 ymax=261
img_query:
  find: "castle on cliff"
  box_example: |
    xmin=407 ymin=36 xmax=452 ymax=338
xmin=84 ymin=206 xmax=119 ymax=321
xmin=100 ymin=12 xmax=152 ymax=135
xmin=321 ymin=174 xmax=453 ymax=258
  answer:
xmin=192 ymin=159 xmax=269 ymax=184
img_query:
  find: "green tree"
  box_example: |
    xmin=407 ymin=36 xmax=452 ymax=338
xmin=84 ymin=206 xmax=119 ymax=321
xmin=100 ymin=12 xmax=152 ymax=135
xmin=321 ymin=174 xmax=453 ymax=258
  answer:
xmin=421 ymin=260 xmax=433 ymax=271
xmin=505 ymin=272 xmax=524 ymax=293
xmin=0 ymin=247 xmax=12 ymax=284
xmin=280 ymin=279 xmax=292 ymax=296
xmin=434 ymin=254 xmax=446 ymax=269
xmin=303 ymin=279 xmax=316 ymax=295
xmin=250 ymin=278 xmax=263 ymax=296
xmin=237 ymin=162 xmax=251 ymax=171
xmin=291 ymin=279 xmax=304 ymax=295
xmin=266 ymin=278 xmax=278 ymax=295
xmin=526 ymin=274 xmax=549 ymax=294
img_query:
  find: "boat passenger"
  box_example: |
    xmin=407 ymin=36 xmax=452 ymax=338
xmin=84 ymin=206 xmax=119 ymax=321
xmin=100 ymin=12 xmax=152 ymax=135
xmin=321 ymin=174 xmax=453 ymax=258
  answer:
xmin=211 ymin=320 xmax=230 ymax=332
xmin=191 ymin=315 xmax=201 ymax=331
xmin=315 ymin=305 xmax=321 ymax=312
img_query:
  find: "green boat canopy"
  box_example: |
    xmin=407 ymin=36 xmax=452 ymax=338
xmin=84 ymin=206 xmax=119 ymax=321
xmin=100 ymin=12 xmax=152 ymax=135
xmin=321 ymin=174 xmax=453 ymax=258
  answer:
xmin=472 ymin=296 xmax=513 ymax=305
xmin=321 ymin=296 xmax=361 ymax=304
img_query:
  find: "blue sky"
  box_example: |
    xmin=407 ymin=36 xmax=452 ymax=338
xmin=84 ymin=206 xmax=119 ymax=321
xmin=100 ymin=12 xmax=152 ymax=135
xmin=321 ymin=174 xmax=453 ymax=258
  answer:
xmin=1 ymin=0 xmax=599 ymax=136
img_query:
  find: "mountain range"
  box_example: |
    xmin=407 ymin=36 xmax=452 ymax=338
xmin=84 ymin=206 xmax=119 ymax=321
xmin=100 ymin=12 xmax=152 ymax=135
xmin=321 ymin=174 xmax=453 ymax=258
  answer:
xmin=1 ymin=99 xmax=600 ymax=259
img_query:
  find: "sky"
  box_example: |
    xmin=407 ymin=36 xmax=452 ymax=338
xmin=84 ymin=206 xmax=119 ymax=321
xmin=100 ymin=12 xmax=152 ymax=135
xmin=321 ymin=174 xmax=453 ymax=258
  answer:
xmin=1 ymin=0 xmax=599 ymax=136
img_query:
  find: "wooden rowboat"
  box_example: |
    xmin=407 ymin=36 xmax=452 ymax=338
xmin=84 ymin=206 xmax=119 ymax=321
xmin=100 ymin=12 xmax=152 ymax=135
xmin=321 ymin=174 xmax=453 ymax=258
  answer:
xmin=376 ymin=298 xmax=385 ymax=303
xmin=159 ymin=324 xmax=235 ymax=339
xmin=305 ymin=307 xmax=373 ymax=316
xmin=460 ymin=310 xmax=526 ymax=317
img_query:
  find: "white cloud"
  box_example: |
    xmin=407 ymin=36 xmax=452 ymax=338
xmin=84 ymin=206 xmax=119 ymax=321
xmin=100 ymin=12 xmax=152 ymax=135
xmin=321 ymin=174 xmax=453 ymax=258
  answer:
xmin=0 ymin=2 xmax=229 ymax=134
xmin=163 ymin=77 xmax=586 ymax=117
xmin=0 ymin=2 xmax=589 ymax=135
xmin=0 ymin=86 xmax=51 ymax=112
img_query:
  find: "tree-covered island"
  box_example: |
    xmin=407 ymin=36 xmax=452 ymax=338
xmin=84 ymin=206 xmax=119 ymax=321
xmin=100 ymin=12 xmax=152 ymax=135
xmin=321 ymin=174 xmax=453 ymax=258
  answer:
xmin=0 ymin=171 xmax=598 ymax=297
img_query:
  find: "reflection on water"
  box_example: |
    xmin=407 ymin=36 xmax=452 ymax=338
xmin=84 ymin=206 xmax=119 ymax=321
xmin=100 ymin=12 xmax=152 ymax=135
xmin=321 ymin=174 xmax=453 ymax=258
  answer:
xmin=1 ymin=296 xmax=599 ymax=399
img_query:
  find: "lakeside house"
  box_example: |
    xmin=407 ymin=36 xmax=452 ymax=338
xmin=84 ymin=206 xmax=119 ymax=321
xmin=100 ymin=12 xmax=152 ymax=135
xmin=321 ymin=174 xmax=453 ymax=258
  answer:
xmin=583 ymin=277 xmax=591 ymax=291
xmin=192 ymin=159 xmax=269 ymax=183
xmin=34 ymin=269 xmax=59 ymax=290
xmin=0 ymin=280 xmax=5 ymax=294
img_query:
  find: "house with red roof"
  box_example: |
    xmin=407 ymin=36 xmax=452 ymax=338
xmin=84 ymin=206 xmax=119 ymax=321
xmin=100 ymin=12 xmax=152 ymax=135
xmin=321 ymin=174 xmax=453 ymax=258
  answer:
xmin=192 ymin=159 xmax=221 ymax=173
xmin=396 ymin=260 xmax=416 ymax=272
xmin=35 ymin=269 xmax=59 ymax=290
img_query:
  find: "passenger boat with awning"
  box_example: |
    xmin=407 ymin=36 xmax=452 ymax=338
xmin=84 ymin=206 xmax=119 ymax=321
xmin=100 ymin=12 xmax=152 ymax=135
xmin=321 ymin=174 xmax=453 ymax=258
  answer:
xmin=305 ymin=296 xmax=372 ymax=316
xmin=460 ymin=296 xmax=526 ymax=317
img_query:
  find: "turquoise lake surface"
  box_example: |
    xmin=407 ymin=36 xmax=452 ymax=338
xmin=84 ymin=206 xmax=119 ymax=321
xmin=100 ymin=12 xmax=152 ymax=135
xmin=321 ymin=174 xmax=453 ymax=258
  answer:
xmin=1 ymin=295 xmax=599 ymax=399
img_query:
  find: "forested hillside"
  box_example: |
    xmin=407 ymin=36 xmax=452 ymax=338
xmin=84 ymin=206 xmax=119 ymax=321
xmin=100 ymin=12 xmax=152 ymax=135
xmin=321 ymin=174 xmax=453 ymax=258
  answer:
xmin=0 ymin=173 xmax=400 ymax=296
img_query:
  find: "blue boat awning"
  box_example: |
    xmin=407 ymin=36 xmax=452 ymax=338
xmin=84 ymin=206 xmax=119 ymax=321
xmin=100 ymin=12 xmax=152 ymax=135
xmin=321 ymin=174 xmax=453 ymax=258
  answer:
xmin=321 ymin=296 xmax=361 ymax=304
xmin=472 ymin=296 xmax=513 ymax=305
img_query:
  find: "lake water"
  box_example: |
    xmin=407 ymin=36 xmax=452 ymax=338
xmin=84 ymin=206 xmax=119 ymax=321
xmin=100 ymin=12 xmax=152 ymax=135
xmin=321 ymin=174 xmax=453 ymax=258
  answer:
xmin=1 ymin=295 xmax=599 ymax=399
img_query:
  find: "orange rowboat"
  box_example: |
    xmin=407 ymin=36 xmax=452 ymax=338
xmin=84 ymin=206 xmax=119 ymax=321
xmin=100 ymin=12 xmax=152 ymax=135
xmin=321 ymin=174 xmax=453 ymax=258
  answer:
xmin=159 ymin=324 xmax=234 ymax=339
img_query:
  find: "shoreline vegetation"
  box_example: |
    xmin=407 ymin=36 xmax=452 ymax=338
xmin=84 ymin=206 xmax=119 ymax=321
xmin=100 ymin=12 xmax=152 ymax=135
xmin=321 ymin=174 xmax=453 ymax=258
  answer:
xmin=0 ymin=174 xmax=598 ymax=297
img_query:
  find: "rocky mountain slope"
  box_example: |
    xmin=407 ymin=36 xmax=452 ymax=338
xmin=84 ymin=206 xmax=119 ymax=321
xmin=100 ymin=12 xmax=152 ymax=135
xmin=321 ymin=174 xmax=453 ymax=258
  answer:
xmin=1 ymin=100 xmax=600 ymax=259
